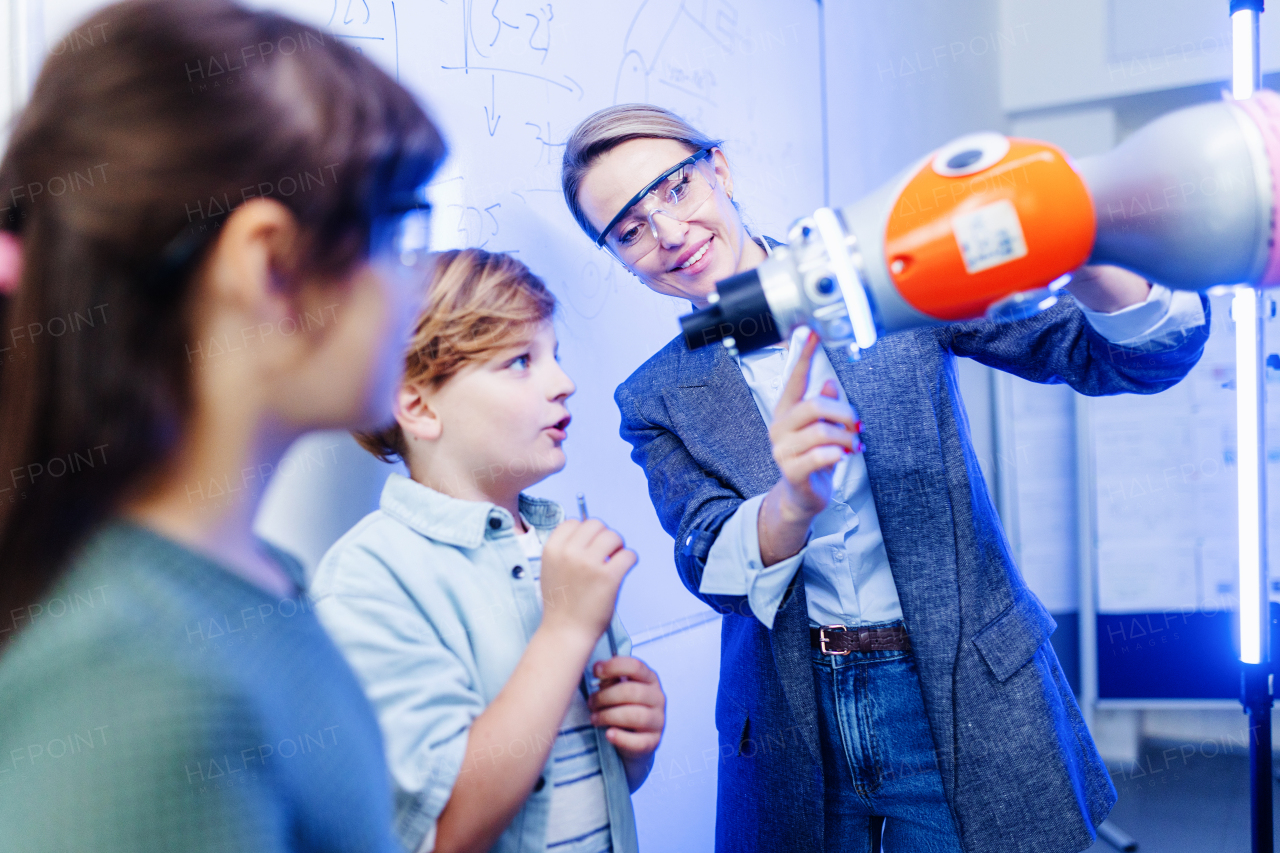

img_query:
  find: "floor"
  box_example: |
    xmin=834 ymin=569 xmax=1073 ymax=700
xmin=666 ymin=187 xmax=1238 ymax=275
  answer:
xmin=1083 ymin=740 xmax=1279 ymax=853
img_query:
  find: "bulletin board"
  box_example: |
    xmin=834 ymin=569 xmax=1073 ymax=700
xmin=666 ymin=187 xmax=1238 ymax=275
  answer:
xmin=1086 ymin=291 xmax=1280 ymax=701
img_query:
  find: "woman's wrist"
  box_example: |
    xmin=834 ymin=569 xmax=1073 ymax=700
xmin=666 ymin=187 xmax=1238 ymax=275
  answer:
xmin=758 ymin=482 xmax=814 ymax=567
xmin=773 ymin=480 xmax=817 ymax=525
xmin=1065 ymin=264 xmax=1152 ymax=313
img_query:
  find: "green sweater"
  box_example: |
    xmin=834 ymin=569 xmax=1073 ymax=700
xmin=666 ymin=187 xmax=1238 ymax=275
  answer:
xmin=0 ymin=521 xmax=401 ymax=853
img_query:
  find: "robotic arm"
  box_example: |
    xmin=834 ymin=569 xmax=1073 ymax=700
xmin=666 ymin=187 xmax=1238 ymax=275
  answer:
xmin=681 ymin=90 xmax=1280 ymax=357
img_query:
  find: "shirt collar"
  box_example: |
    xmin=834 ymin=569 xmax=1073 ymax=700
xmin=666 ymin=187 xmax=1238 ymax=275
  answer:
xmin=736 ymin=324 xmax=807 ymax=365
xmin=378 ymin=472 xmax=564 ymax=549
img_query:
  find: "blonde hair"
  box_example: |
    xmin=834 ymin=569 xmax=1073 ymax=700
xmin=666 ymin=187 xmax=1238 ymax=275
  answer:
xmin=355 ymin=248 xmax=556 ymax=463
xmin=561 ymin=104 xmax=722 ymax=242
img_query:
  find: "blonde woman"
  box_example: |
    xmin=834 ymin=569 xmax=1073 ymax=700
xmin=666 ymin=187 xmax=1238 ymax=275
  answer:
xmin=0 ymin=0 xmax=445 ymax=850
xmin=561 ymin=104 xmax=1208 ymax=853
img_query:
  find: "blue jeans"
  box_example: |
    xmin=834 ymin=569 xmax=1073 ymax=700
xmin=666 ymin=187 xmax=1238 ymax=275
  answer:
xmin=811 ymin=626 xmax=963 ymax=853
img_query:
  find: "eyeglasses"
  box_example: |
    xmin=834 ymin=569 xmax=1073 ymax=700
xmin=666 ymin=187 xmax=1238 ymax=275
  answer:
xmin=595 ymin=147 xmax=716 ymax=262
xmin=143 ymin=188 xmax=433 ymax=294
xmin=370 ymin=190 xmax=433 ymax=269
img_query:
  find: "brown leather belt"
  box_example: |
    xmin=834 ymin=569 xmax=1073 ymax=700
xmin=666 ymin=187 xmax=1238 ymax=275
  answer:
xmin=810 ymin=623 xmax=912 ymax=655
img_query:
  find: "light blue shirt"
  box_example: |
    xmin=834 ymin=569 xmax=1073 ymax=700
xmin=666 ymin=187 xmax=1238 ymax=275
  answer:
xmin=698 ymin=283 xmax=1207 ymax=630
xmin=310 ymin=474 xmax=637 ymax=853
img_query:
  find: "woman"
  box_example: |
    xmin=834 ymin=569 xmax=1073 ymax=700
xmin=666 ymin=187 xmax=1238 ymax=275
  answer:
xmin=0 ymin=1 xmax=444 ymax=849
xmin=560 ymin=105 xmax=1208 ymax=853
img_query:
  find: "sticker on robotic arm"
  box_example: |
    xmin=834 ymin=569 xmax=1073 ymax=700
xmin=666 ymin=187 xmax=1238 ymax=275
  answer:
xmin=951 ymin=199 xmax=1029 ymax=274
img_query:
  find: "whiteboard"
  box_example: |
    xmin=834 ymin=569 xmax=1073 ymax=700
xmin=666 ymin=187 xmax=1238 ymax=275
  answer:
xmin=19 ymin=2 xmax=826 ymax=849
xmin=1083 ymin=293 xmax=1267 ymax=702
xmin=998 ymin=377 xmax=1079 ymax=614
xmin=29 ymin=0 xmax=825 ymax=632
xmin=253 ymin=0 xmax=826 ymax=634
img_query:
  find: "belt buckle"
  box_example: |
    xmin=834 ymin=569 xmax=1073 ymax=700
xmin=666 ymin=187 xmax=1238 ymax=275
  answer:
xmin=819 ymin=624 xmax=850 ymax=656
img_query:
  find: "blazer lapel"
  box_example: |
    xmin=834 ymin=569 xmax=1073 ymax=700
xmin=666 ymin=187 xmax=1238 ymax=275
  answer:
xmin=663 ymin=341 xmax=779 ymax=498
xmin=664 ymin=339 xmax=823 ymax=764
xmin=665 ymin=335 xmax=964 ymax=782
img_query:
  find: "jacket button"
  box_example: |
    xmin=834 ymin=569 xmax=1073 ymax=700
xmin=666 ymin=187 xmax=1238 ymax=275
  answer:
xmin=534 ymin=775 xmax=546 ymax=792
xmin=512 ymin=565 xmax=524 ymax=579
xmin=488 ymin=517 xmax=502 ymax=530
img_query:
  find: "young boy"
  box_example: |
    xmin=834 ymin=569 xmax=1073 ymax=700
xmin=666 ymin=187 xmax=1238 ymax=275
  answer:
xmin=311 ymin=249 xmax=665 ymax=853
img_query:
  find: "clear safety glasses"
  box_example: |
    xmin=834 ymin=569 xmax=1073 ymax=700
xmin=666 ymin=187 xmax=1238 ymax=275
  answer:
xmin=143 ymin=189 xmax=433 ymax=295
xmin=596 ymin=147 xmax=717 ymax=263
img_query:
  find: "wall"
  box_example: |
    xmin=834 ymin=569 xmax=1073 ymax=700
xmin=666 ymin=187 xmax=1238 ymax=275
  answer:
xmin=1002 ymin=0 xmax=1280 ymax=112
xmin=820 ymin=0 xmax=1014 ymax=560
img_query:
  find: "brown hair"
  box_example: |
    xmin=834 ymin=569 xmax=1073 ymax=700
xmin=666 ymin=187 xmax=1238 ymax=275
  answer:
xmin=355 ymin=248 xmax=556 ymax=463
xmin=0 ymin=0 xmax=445 ymax=625
xmin=561 ymin=103 xmax=723 ymax=242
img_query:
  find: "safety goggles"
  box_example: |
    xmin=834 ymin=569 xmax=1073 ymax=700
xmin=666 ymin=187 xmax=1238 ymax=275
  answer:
xmin=595 ymin=147 xmax=717 ymax=263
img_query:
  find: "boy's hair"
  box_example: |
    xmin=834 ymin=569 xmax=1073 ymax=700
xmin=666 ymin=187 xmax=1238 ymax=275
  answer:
xmin=356 ymin=248 xmax=557 ymax=463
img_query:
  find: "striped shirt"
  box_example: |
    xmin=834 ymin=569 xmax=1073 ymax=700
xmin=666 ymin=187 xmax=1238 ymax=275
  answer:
xmin=516 ymin=525 xmax=612 ymax=853
xmin=311 ymin=478 xmax=639 ymax=853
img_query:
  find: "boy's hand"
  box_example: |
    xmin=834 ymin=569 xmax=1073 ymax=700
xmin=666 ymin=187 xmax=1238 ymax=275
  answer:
xmin=587 ymin=656 xmax=665 ymax=760
xmin=539 ymin=519 xmax=636 ymax=646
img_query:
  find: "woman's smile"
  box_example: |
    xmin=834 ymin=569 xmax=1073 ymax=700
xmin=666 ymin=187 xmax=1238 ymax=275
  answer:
xmin=670 ymin=235 xmax=714 ymax=274
xmin=576 ymin=137 xmax=766 ymax=305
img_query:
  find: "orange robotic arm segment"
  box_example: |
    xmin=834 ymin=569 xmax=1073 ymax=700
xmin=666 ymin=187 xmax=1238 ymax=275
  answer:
xmin=883 ymin=139 xmax=1097 ymax=321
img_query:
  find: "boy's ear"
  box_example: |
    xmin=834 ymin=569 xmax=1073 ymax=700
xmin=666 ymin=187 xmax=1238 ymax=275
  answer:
xmin=395 ymin=381 xmax=442 ymax=442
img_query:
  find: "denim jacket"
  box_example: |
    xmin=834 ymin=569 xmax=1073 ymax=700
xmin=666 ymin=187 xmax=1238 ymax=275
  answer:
xmin=311 ymin=473 xmax=638 ymax=853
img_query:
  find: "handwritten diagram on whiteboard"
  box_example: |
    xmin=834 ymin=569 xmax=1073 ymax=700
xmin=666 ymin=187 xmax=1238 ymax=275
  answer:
xmin=221 ymin=0 xmax=825 ymax=631
xmin=1090 ymin=292 xmax=1280 ymax=614
xmin=253 ymin=0 xmax=822 ymax=316
xmin=20 ymin=5 xmax=824 ymax=850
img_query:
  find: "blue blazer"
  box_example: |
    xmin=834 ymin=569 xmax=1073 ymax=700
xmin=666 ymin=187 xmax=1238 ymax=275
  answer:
xmin=614 ymin=296 xmax=1209 ymax=853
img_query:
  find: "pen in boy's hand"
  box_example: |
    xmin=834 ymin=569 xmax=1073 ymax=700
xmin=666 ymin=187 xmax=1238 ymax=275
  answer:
xmin=577 ymin=492 xmax=619 ymax=658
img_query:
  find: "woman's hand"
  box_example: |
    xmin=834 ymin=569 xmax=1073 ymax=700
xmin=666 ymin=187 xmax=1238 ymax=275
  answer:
xmin=588 ymin=656 xmax=665 ymax=791
xmin=1064 ymin=264 xmax=1151 ymax=313
xmin=757 ymin=331 xmax=860 ymax=568
xmin=768 ymin=331 xmax=859 ymax=521
xmin=539 ymin=519 xmax=636 ymax=648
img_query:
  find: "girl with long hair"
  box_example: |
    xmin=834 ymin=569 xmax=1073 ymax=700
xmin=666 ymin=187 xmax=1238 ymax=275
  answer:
xmin=0 ymin=2 xmax=444 ymax=849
